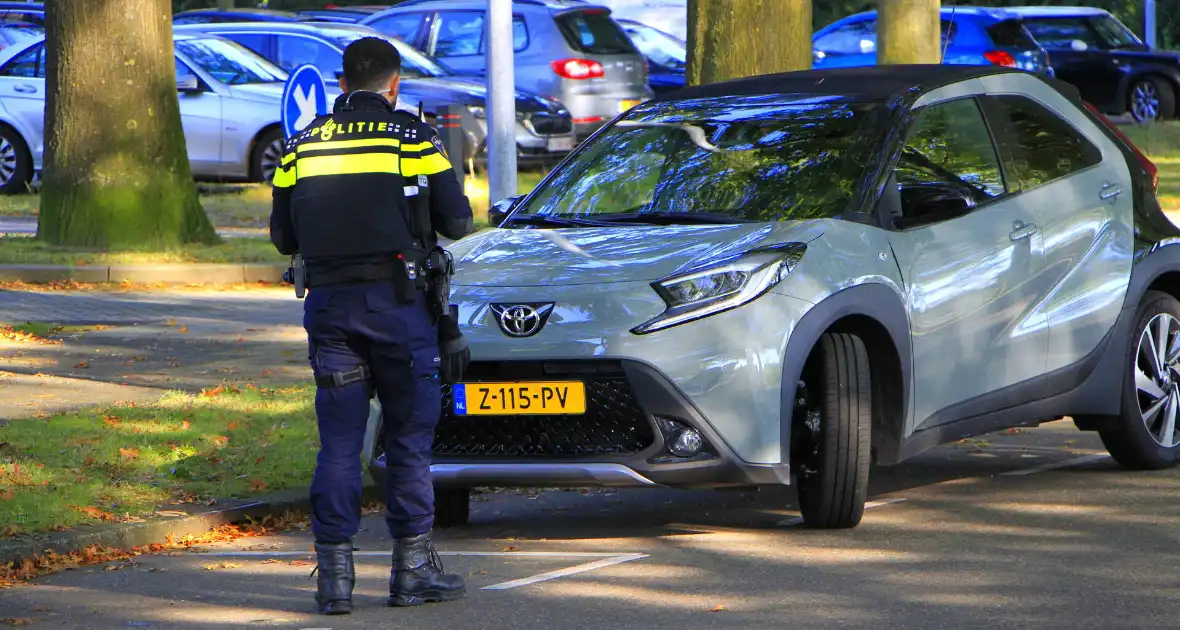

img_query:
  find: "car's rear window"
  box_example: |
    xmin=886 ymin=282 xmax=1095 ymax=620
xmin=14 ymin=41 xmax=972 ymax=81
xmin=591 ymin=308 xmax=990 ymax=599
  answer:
xmin=986 ymin=19 xmax=1039 ymax=49
xmin=555 ymin=10 xmax=637 ymax=55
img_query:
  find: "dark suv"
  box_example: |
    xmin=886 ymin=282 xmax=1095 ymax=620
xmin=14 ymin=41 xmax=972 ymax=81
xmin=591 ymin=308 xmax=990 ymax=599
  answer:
xmin=1008 ymin=6 xmax=1180 ymax=122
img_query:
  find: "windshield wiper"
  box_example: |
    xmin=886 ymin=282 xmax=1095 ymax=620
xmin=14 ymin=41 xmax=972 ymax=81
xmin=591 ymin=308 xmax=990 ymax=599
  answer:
xmin=595 ymin=212 xmax=755 ymax=225
xmin=502 ymin=214 xmax=616 ymax=228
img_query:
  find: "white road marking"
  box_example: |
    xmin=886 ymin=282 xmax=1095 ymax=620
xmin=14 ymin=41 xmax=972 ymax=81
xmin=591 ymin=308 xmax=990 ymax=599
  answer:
xmin=192 ymin=550 xmax=649 ymax=591
xmin=481 ymin=553 xmax=648 ymax=590
xmin=999 ymin=453 xmax=1112 ymax=477
xmin=776 ymin=497 xmax=907 ymax=527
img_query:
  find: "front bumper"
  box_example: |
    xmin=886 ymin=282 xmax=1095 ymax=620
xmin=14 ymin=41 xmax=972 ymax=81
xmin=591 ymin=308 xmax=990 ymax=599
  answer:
xmin=367 ymin=358 xmax=792 ymax=491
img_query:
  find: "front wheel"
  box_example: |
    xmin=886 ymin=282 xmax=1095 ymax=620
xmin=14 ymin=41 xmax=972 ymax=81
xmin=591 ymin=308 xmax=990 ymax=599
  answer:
xmin=1130 ymin=76 xmax=1176 ymax=122
xmin=793 ymin=332 xmax=872 ymax=529
xmin=250 ymin=127 xmax=285 ymax=184
xmin=1100 ymin=291 xmax=1180 ymax=469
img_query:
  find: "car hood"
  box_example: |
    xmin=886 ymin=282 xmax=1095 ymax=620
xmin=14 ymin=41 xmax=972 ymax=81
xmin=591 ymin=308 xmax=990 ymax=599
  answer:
xmin=400 ymin=77 xmax=564 ymax=113
xmin=448 ymin=221 xmax=827 ymax=287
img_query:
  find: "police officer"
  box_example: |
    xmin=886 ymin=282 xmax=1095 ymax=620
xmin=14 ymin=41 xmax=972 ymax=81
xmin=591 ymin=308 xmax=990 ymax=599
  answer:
xmin=269 ymin=37 xmax=474 ymax=615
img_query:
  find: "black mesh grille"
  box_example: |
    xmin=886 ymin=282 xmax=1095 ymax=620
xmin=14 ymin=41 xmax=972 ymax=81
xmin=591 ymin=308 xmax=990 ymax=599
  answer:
xmin=527 ymin=113 xmax=574 ymax=135
xmin=431 ymin=361 xmax=656 ymax=458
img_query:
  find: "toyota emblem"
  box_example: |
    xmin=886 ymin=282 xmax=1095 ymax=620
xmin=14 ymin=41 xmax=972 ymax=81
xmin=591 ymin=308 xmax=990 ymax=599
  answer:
xmin=490 ymin=303 xmax=555 ymax=338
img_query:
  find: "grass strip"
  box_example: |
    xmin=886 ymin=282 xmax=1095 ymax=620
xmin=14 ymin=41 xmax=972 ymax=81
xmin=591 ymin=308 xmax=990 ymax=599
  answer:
xmin=0 ymin=383 xmax=318 ymax=536
xmin=0 ymin=236 xmax=287 ymax=265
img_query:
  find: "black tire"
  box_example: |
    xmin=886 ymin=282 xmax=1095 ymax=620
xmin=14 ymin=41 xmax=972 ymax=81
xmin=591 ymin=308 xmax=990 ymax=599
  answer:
xmin=0 ymin=124 xmax=33 ymax=195
xmin=1099 ymin=290 xmax=1180 ymax=470
xmin=1129 ymin=76 xmax=1177 ymax=122
xmin=249 ymin=127 xmax=285 ymax=184
xmin=433 ymin=487 xmax=470 ymax=528
xmin=795 ymin=333 xmax=872 ymax=529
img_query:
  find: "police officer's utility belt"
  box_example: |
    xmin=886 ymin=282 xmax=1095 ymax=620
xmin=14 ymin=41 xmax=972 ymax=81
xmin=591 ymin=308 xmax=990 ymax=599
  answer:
xmin=305 ymin=255 xmax=425 ymax=304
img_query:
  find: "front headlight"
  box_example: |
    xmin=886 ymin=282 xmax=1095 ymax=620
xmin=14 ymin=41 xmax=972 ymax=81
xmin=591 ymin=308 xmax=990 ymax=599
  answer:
xmin=631 ymin=244 xmax=806 ymax=335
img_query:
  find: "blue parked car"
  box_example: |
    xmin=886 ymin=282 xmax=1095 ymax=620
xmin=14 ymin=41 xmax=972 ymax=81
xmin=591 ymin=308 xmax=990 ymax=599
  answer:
xmin=813 ymin=7 xmax=1053 ymax=76
xmin=617 ymin=18 xmax=684 ymax=93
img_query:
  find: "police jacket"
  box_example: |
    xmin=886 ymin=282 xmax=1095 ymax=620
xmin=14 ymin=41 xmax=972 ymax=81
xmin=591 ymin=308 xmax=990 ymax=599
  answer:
xmin=269 ymin=90 xmax=474 ymax=277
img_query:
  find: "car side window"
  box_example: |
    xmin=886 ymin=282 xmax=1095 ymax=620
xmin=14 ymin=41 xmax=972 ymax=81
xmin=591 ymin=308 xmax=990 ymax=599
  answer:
xmin=814 ymin=19 xmax=876 ymax=55
xmin=0 ymin=42 xmax=42 ymax=78
xmin=430 ymin=11 xmax=484 ymax=57
xmin=893 ymin=97 xmax=1006 ymax=228
xmin=276 ymin=35 xmax=340 ymax=78
xmin=478 ymin=16 xmax=530 ymax=54
xmin=989 ymin=95 xmax=1103 ymax=190
xmin=370 ymin=13 xmax=424 ymax=44
xmin=219 ymin=33 xmax=270 ymax=58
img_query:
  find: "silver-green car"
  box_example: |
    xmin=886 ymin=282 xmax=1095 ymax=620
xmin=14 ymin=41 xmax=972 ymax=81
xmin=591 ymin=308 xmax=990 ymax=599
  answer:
xmin=367 ymin=64 xmax=1180 ymax=530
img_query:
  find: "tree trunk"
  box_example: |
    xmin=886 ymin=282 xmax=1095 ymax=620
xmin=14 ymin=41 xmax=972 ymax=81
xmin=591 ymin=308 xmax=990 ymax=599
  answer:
xmin=686 ymin=0 xmax=812 ymax=86
xmin=39 ymin=0 xmax=218 ymax=249
xmin=877 ymin=0 xmax=943 ymax=65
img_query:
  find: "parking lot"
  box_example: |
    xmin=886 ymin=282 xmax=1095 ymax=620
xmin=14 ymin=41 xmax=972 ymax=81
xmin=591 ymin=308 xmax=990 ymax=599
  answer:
xmin=3 ymin=419 xmax=1179 ymax=629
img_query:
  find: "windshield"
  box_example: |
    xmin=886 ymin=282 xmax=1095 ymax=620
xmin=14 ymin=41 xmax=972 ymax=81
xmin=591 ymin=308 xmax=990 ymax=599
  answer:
xmin=175 ymin=36 xmax=286 ymax=84
xmin=1021 ymin=15 xmax=1143 ymax=51
xmin=623 ymin=23 xmax=684 ymax=69
xmin=0 ymin=24 xmax=42 ymax=47
xmin=329 ymin=31 xmax=452 ymax=78
xmin=516 ymin=95 xmax=885 ymax=223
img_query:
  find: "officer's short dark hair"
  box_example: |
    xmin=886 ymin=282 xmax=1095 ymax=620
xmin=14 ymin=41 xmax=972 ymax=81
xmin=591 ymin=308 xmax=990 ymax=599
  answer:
xmin=342 ymin=37 xmax=402 ymax=91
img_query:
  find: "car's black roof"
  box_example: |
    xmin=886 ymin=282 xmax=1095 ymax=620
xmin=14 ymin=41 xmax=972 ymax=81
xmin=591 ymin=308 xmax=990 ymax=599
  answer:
xmin=649 ymin=64 xmax=1042 ymax=104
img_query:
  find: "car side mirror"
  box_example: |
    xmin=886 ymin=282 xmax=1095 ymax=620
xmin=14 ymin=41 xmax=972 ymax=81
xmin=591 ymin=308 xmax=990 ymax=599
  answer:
xmin=488 ymin=195 xmax=522 ymax=228
xmin=177 ymin=74 xmax=200 ymax=92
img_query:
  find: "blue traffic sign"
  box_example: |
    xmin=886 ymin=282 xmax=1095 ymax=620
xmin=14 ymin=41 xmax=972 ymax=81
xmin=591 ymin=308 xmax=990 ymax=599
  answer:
xmin=281 ymin=64 xmax=328 ymax=139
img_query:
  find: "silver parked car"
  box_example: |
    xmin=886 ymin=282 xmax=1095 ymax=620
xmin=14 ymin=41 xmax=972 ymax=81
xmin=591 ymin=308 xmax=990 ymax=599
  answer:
xmin=361 ymin=0 xmax=653 ymax=140
xmin=174 ymin=21 xmax=577 ymax=168
xmin=0 ymin=32 xmax=344 ymax=193
xmin=365 ymin=64 xmax=1180 ymax=530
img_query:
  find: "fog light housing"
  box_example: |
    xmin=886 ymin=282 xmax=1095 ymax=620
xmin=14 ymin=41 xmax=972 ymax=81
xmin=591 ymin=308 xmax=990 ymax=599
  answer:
xmin=668 ymin=428 xmax=703 ymax=457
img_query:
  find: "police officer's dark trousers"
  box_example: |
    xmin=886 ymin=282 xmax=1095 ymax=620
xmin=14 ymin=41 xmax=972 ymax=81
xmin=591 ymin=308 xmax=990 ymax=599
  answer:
xmin=303 ymin=281 xmax=440 ymax=543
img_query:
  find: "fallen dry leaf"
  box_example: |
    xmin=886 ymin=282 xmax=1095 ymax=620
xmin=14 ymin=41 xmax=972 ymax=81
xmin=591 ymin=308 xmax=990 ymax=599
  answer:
xmin=73 ymin=506 xmax=118 ymax=522
xmin=73 ymin=360 xmax=89 ymax=369
xmin=260 ymin=559 xmax=282 ymax=565
xmin=119 ymin=447 xmax=140 ymax=460
xmin=177 ymin=325 xmax=189 ymax=333
xmin=3 ymin=618 xmax=33 ymax=626
xmin=201 ymin=562 xmax=241 ymax=571
xmin=102 ymin=415 xmax=120 ymax=427
xmin=202 ymin=385 xmax=225 ymax=397
xmin=180 ymin=420 xmax=191 ymax=430
xmin=211 ymin=436 xmax=229 ymax=447
xmin=501 ymin=546 xmax=519 ymax=552
xmin=248 ymin=479 xmax=268 ymax=491
xmin=710 ymin=604 xmax=729 ymax=613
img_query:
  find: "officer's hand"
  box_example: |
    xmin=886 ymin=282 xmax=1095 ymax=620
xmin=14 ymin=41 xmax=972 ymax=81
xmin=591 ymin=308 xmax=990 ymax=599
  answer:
xmin=438 ymin=312 xmax=469 ymax=385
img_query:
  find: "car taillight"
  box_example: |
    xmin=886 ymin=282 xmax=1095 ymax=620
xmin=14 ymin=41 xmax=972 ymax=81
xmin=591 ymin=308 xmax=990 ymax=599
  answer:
xmin=984 ymin=50 xmax=1017 ymax=67
xmin=551 ymin=58 xmax=604 ymax=80
xmin=1083 ymin=100 xmax=1158 ymax=191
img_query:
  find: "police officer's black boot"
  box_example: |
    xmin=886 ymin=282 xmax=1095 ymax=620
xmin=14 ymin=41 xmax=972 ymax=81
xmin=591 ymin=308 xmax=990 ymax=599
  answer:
xmin=313 ymin=541 xmax=355 ymax=615
xmin=388 ymin=530 xmax=466 ymax=607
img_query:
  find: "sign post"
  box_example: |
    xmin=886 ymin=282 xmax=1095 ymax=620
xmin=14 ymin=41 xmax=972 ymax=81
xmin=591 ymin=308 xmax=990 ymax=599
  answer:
xmin=487 ymin=0 xmax=517 ymax=204
xmin=281 ymin=64 xmax=328 ymax=139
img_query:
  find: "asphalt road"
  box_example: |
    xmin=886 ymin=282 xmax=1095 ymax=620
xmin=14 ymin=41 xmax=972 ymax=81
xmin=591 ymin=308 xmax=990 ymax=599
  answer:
xmin=3 ymin=419 xmax=1179 ymax=629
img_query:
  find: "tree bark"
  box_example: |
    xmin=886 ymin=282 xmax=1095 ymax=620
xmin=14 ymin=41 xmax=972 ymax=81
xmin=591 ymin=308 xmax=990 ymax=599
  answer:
xmin=40 ymin=0 xmax=218 ymax=249
xmin=877 ymin=0 xmax=943 ymax=65
xmin=686 ymin=0 xmax=812 ymax=86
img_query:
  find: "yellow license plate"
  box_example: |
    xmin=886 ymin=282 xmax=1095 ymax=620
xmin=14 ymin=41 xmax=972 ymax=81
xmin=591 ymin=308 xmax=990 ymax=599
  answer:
xmin=619 ymin=99 xmax=641 ymax=112
xmin=454 ymin=382 xmax=586 ymax=415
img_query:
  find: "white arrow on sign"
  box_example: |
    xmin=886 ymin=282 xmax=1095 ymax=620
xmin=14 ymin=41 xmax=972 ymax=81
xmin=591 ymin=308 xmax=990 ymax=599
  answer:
xmin=294 ymin=84 xmax=318 ymax=131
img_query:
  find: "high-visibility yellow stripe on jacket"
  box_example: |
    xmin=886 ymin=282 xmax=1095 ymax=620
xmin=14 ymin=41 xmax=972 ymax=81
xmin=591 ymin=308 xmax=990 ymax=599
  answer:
xmin=400 ymin=140 xmax=452 ymax=177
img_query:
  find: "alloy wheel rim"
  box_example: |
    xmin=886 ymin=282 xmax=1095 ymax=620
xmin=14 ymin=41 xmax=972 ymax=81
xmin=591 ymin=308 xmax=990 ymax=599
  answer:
xmin=260 ymin=138 xmax=284 ymax=183
xmin=1133 ymin=82 xmax=1161 ymax=121
xmin=0 ymin=138 xmax=18 ymax=186
xmin=1136 ymin=313 xmax=1180 ymax=448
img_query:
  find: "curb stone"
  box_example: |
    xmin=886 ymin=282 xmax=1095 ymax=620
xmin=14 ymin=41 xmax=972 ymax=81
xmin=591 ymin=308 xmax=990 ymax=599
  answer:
xmin=0 ymin=263 xmax=287 ymax=285
xmin=1 ymin=481 xmax=381 ymax=570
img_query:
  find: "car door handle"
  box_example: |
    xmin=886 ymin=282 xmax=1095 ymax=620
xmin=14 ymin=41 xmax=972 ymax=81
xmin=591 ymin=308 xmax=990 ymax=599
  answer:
xmin=1100 ymin=181 xmax=1122 ymax=200
xmin=13 ymin=84 xmax=35 ymax=94
xmin=1010 ymin=221 xmax=1038 ymax=241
